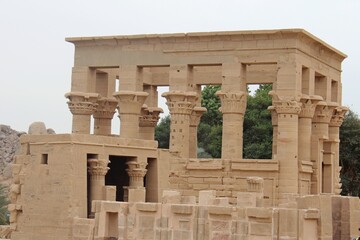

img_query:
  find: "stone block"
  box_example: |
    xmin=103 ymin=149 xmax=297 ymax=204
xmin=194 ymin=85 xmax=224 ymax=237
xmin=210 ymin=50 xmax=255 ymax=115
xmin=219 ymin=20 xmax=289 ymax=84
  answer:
xmin=199 ymin=190 xmax=216 ymax=205
xmin=162 ymin=190 xmax=181 ymax=204
xmin=136 ymin=202 xmax=159 ymax=212
xmin=171 ymin=204 xmax=194 ymax=215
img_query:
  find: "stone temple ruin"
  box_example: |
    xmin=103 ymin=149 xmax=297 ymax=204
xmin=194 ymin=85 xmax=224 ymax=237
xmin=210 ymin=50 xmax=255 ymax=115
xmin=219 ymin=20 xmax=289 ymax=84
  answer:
xmin=6 ymin=29 xmax=360 ymax=239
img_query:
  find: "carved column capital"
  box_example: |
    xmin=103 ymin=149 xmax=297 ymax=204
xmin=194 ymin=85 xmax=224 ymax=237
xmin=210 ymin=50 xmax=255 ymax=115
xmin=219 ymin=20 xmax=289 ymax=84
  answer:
xmin=299 ymin=95 xmax=323 ymax=118
xmin=329 ymin=106 xmax=349 ymax=127
xmin=269 ymin=91 xmax=301 ymax=115
xmin=190 ymin=107 xmax=207 ymax=127
xmin=93 ymin=97 xmax=118 ymax=119
xmin=162 ymin=91 xmax=197 ymax=115
xmin=126 ymin=161 xmax=147 ymax=188
xmin=139 ymin=106 xmax=163 ymax=127
xmin=65 ymin=92 xmax=99 ymax=115
xmin=216 ymin=91 xmax=247 ymax=114
xmin=246 ymin=177 xmax=264 ymax=193
xmin=87 ymin=158 xmax=110 ymax=177
xmin=312 ymin=102 xmax=338 ymax=124
xmin=113 ymin=91 xmax=149 ymax=114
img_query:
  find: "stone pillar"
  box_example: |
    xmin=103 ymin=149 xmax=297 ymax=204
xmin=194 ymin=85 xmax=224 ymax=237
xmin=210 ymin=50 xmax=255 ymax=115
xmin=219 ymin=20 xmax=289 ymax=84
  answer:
xmin=268 ymin=106 xmax=278 ymax=159
xmin=113 ymin=91 xmax=148 ymax=139
xmin=93 ymin=97 xmax=118 ymax=136
xmin=311 ymin=102 xmax=337 ymax=194
xmin=270 ymin=92 xmax=301 ymax=204
xmin=329 ymin=106 xmax=348 ymax=194
xmin=189 ymin=106 xmax=207 ymax=158
xmin=139 ymin=106 xmax=163 ymax=140
xmin=216 ymin=91 xmax=247 ymax=159
xmin=87 ymin=158 xmax=110 ymax=204
xmin=126 ymin=161 xmax=147 ymax=202
xmin=297 ymin=96 xmax=322 ymax=195
xmin=65 ymin=92 xmax=99 ymax=134
xmin=298 ymin=96 xmax=322 ymax=164
xmin=162 ymin=91 xmax=197 ymax=158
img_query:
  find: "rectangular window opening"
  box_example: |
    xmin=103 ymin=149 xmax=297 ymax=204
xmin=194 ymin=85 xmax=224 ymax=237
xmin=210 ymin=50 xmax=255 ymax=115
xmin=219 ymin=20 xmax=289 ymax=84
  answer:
xmin=41 ymin=154 xmax=48 ymax=164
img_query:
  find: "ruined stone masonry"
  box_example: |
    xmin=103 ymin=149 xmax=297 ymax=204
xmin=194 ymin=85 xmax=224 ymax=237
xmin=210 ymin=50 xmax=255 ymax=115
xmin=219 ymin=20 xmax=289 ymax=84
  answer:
xmin=6 ymin=29 xmax=360 ymax=239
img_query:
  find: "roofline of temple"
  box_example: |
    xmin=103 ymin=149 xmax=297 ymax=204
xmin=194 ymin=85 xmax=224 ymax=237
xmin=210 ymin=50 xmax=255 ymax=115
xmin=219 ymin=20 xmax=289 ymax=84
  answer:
xmin=65 ymin=28 xmax=347 ymax=59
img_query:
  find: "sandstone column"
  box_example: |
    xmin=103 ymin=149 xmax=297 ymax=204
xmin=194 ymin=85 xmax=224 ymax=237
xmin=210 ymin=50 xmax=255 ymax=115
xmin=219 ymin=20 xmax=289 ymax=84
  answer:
xmin=126 ymin=161 xmax=147 ymax=202
xmin=93 ymin=97 xmax=118 ymax=136
xmin=216 ymin=91 xmax=247 ymax=159
xmin=270 ymin=93 xmax=301 ymax=204
xmin=298 ymin=96 xmax=322 ymax=163
xmin=139 ymin=106 xmax=163 ymax=140
xmin=268 ymin=106 xmax=278 ymax=159
xmin=217 ymin=63 xmax=247 ymax=159
xmin=113 ymin=91 xmax=148 ymax=139
xmin=162 ymin=91 xmax=197 ymax=158
xmin=328 ymin=106 xmax=348 ymax=194
xmin=87 ymin=158 xmax=110 ymax=204
xmin=65 ymin=92 xmax=99 ymax=134
xmin=298 ymin=96 xmax=322 ymax=194
xmin=311 ymin=102 xmax=337 ymax=194
xmin=189 ymin=106 xmax=207 ymax=158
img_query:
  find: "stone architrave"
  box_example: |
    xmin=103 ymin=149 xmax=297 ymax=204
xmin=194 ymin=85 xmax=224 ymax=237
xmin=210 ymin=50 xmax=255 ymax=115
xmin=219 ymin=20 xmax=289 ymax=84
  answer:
xmin=65 ymin=92 xmax=99 ymax=134
xmin=87 ymin=158 xmax=110 ymax=204
xmin=270 ymin=91 xmax=301 ymax=204
xmin=189 ymin=106 xmax=207 ymax=158
xmin=93 ymin=97 xmax=118 ymax=136
xmin=139 ymin=106 xmax=163 ymax=140
xmin=162 ymin=91 xmax=197 ymax=158
xmin=113 ymin=91 xmax=148 ymax=139
xmin=216 ymin=91 xmax=247 ymax=159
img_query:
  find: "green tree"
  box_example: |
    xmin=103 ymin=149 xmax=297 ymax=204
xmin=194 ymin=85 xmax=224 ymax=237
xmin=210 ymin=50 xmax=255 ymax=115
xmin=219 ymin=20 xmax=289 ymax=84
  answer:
xmin=0 ymin=185 xmax=9 ymax=225
xmin=243 ymin=84 xmax=273 ymax=159
xmin=155 ymin=115 xmax=170 ymax=149
xmin=154 ymin=85 xmax=274 ymax=159
xmin=340 ymin=110 xmax=360 ymax=196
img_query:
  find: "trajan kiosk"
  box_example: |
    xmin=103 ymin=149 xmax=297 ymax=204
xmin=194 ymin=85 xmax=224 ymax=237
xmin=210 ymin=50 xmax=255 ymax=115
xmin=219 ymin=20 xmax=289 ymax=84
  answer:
xmin=5 ymin=29 xmax=360 ymax=239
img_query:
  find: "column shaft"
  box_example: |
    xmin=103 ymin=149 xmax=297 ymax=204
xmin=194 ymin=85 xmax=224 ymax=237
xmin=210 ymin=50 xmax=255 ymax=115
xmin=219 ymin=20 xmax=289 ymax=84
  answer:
xmin=270 ymin=93 xmax=301 ymax=204
xmin=162 ymin=91 xmax=197 ymax=158
xmin=216 ymin=91 xmax=247 ymax=159
xmin=93 ymin=98 xmax=118 ymax=136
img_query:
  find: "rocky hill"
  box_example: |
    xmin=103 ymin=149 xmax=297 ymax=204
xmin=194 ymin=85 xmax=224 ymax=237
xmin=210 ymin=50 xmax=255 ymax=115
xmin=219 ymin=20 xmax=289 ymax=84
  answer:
xmin=0 ymin=123 xmax=55 ymax=187
xmin=0 ymin=125 xmax=24 ymax=185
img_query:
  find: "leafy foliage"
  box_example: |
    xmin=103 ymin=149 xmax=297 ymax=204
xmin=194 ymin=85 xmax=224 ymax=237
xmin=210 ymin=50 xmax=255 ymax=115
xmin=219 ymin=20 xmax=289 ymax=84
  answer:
xmin=155 ymin=115 xmax=170 ymax=149
xmin=243 ymin=85 xmax=273 ymax=159
xmin=340 ymin=110 xmax=360 ymax=196
xmin=0 ymin=185 xmax=9 ymax=225
xmin=155 ymin=85 xmax=273 ymax=159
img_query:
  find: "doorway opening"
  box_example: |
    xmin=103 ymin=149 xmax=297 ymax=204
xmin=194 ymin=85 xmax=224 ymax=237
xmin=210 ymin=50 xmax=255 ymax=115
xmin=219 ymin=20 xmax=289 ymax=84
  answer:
xmin=105 ymin=156 xmax=130 ymax=201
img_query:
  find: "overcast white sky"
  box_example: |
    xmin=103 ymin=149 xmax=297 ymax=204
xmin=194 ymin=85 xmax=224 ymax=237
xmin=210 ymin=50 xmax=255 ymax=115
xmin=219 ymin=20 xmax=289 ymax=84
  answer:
xmin=0 ymin=0 xmax=359 ymax=133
